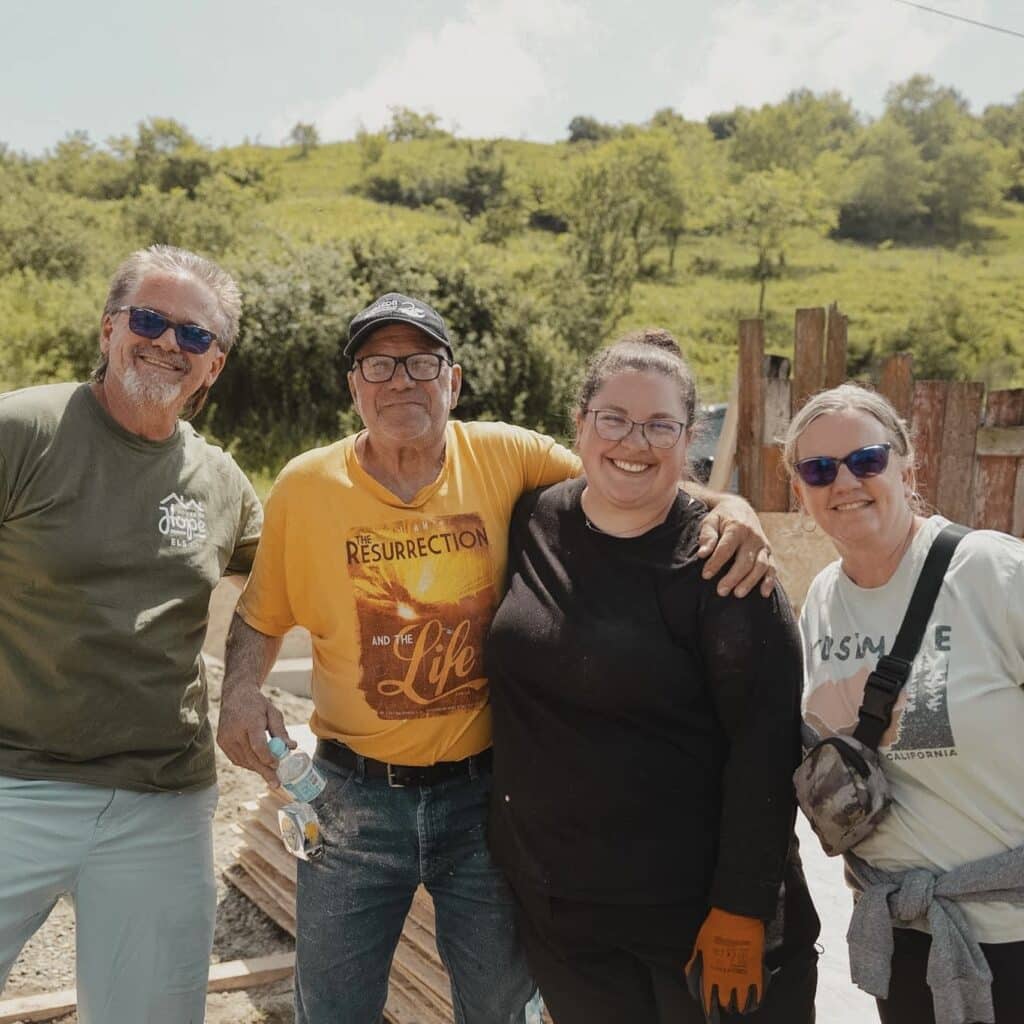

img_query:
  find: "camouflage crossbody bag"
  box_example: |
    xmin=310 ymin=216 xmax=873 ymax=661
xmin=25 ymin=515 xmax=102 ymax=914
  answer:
xmin=794 ymin=524 xmax=968 ymax=856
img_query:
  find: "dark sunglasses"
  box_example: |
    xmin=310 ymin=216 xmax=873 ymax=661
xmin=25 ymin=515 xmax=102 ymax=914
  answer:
xmin=114 ymin=306 xmax=217 ymax=355
xmin=794 ymin=443 xmax=893 ymax=487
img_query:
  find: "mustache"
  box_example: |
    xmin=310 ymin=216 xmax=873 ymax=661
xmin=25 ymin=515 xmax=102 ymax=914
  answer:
xmin=136 ymin=347 xmax=189 ymax=372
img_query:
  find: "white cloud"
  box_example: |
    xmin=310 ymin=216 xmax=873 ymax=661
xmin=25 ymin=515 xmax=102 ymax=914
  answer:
xmin=677 ymin=0 xmax=991 ymax=118
xmin=281 ymin=0 xmax=592 ymax=142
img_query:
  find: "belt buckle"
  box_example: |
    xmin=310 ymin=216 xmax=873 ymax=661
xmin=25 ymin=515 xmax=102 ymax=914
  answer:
xmin=386 ymin=763 xmax=406 ymax=788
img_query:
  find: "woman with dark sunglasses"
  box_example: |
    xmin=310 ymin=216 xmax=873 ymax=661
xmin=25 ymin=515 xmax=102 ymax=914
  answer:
xmin=784 ymin=383 xmax=1024 ymax=1024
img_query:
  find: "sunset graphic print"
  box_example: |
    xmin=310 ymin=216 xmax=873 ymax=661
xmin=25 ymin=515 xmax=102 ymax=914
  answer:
xmin=346 ymin=513 xmax=495 ymax=719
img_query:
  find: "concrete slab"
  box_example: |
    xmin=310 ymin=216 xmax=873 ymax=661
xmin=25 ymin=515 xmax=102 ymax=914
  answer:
xmin=797 ymin=816 xmax=876 ymax=1021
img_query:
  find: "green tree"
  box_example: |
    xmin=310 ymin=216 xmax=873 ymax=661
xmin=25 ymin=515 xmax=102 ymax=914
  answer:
xmin=288 ymin=121 xmax=320 ymax=158
xmin=730 ymin=89 xmax=859 ymax=174
xmin=884 ymin=76 xmax=971 ymax=161
xmin=928 ymin=136 xmax=1002 ymax=241
xmin=0 ymin=184 xmax=100 ymax=280
xmin=724 ymin=168 xmax=837 ymax=312
xmin=120 ymin=175 xmax=253 ymax=255
xmin=558 ymin=152 xmax=640 ymax=346
xmin=838 ymin=119 xmax=930 ymax=240
xmin=386 ymin=107 xmax=447 ymax=141
xmin=567 ymin=115 xmax=615 ymax=144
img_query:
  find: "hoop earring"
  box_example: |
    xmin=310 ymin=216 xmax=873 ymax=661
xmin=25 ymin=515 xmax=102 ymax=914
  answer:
xmin=797 ymin=505 xmax=818 ymax=534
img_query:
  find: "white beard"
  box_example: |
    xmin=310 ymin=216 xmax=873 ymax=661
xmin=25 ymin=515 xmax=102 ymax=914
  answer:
xmin=120 ymin=360 xmax=185 ymax=409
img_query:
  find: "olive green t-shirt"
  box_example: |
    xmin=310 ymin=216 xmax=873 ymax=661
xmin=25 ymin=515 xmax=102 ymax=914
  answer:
xmin=0 ymin=382 xmax=263 ymax=792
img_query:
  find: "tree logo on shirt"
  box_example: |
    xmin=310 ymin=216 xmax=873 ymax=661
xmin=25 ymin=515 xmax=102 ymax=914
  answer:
xmin=804 ymin=625 xmax=957 ymax=758
xmin=157 ymin=493 xmax=208 ymax=549
xmin=348 ymin=513 xmax=494 ymax=719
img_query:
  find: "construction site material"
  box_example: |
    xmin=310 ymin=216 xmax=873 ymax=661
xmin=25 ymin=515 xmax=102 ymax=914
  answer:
xmin=0 ymin=954 xmax=295 ymax=1024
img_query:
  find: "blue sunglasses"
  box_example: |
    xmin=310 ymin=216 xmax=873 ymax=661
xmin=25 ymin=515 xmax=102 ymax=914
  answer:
xmin=114 ymin=306 xmax=217 ymax=355
xmin=794 ymin=443 xmax=892 ymax=487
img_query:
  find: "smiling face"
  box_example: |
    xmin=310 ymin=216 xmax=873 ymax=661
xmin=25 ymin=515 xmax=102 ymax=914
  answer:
xmin=99 ymin=270 xmax=226 ymax=416
xmin=347 ymin=323 xmax=462 ymax=449
xmin=575 ymin=369 xmax=689 ymax=528
xmin=792 ymin=407 xmax=915 ymax=555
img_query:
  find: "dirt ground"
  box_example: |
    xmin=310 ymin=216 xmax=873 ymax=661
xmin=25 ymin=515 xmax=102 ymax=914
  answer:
xmin=2 ymin=660 xmax=311 ymax=1024
xmin=2 ymin=575 xmax=874 ymax=1023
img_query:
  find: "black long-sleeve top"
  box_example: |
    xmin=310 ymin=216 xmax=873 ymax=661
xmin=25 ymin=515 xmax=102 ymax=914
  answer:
xmin=487 ymin=478 xmax=807 ymax=921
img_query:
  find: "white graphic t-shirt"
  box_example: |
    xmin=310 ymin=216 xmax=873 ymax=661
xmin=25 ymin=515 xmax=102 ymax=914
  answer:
xmin=800 ymin=516 xmax=1024 ymax=942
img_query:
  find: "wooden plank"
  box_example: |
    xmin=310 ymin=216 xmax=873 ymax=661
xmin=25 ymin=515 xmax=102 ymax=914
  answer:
xmin=708 ymin=374 xmax=739 ymax=493
xmin=973 ymin=390 xmax=1024 ymax=531
xmin=208 ymin=952 xmax=295 ymax=993
xmin=0 ymin=956 xmax=297 ymax=1023
xmin=935 ymin=382 xmax=984 ymax=524
xmin=737 ymin=319 xmax=765 ymax=507
xmin=759 ymin=445 xmax=790 ymax=512
xmin=225 ymin=863 xmax=296 ymax=936
xmin=385 ymin=969 xmax=450 ymax=1024
xmin=762 ymin=378 xmax=791 ymax=445
xmin=238 ymin=849 xmax=297 ymax=909
xmin=0 ymin=988 xmax=77 ymax=1023
xmin=974 ymin=426 xmax=1024 ymax=457
xmin=791 ymin=307 xmax=826 ymax=416
xmin=877 ymin=353 xmax=914 ymax=424
xmin=236 ymin=822 xmax=299 ymax=880
xmin=392 ymin=939 xmax=453 ymax=1007
xmin=911 ymin=381 xmax=948 ymax=511
xmin=824 ymin=302 xmax=848 ymax=388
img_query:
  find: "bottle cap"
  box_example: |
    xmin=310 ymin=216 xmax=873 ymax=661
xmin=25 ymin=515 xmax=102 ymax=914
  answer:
xmin=267 ymin=737 xmax=287 ymax=759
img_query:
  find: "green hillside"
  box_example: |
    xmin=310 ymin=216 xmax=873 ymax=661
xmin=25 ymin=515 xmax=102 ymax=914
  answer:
xmin=3 ymin=83 xmax=1023 ymax=474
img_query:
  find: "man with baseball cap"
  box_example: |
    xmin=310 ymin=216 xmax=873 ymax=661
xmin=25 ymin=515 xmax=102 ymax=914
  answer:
xmin=218 ymin=292 xmax=772 ymax=1023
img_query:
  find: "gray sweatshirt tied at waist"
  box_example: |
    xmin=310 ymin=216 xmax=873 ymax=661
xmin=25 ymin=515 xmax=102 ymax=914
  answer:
xmin=843 ymin=845 xmax=1024 ymax=1024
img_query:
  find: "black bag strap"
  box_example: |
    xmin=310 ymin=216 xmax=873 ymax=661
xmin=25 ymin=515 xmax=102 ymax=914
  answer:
xmin=852 ymin=523 xmax=969 ymax=749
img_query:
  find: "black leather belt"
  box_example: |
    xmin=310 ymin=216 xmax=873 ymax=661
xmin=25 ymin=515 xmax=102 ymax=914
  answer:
xmin=315 ymin=740 xmax=492 ymax=788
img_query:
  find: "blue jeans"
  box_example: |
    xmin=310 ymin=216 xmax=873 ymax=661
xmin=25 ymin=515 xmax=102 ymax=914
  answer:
xmin=295 ymin=752 xmax=537 ymax=1024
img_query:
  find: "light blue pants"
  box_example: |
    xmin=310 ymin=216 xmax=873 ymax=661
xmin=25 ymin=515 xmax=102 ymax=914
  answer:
xmin=0 ymin=774 xmax=218 ymax=1024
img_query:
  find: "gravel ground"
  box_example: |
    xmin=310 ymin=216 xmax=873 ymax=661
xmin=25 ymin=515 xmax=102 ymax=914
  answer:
xmin=2 ymin=662 xmax=312 ymax=1024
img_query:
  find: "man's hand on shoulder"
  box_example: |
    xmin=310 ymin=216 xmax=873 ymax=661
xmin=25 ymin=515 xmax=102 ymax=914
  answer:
xmin=691 ymin=490 xmax=775 ymax=599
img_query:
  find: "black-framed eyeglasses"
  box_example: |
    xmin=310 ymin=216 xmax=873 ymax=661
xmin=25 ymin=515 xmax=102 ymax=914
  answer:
xmin=113 ymin=306 xmax=217 ymax=355
xmin=584 ymin=409 xmax=686 ymax=449
xmin=794 ymin=443 xmax=893 ymax=487
xmin=354 ymin=352 xmax=452 ymax=383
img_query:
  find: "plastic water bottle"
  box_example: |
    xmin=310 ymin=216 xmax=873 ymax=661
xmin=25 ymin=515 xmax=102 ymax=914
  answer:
xmin=267 ymin=737 xmax=326 ymax=803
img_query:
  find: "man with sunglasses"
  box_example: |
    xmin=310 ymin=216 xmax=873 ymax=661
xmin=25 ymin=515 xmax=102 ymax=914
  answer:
xmin=217 ymin=292 xmax=776 ymax=1023
xmin=0 ymin=245 xmax=262 ymax=1023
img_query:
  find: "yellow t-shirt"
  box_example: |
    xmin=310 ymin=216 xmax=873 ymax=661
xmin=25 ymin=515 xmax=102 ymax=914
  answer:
xmin=238 ymin=421 xmax=579 ymax=765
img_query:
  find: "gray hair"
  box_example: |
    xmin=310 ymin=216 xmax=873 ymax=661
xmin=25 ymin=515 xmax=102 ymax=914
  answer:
xmin=783 ymin=383 xmax=923 ymax=507
xmin=92 ymin=245 xmax=242 ymax=420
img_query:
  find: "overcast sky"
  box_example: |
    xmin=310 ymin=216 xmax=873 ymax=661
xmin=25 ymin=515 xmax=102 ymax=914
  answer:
xmin=3 ymin=0 xmax=1022 ymax=155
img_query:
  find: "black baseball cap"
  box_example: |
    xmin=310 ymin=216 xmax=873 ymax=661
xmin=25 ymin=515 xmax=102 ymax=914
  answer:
xmin=345 ymin=292 xmax=453 ymax=360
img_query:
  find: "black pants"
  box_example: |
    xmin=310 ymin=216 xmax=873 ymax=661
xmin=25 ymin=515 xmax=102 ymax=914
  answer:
xmin=877 ymin=928 xmax=1024 ymax=1024
xmin=512 ymin=883 xmax=817 ymax=1024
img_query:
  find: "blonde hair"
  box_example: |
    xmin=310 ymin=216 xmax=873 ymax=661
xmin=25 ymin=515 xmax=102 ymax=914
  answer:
xmin=782 ymin=383 xmax=926 ymax=512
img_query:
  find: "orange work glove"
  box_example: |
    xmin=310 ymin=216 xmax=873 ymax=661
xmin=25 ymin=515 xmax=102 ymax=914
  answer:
xmin=684 ymin=907 xmax=766 ymax=1022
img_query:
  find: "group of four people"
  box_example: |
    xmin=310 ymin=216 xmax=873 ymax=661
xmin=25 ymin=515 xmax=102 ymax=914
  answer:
xmin=1 ymin=245 xmax=1021 ymax=1024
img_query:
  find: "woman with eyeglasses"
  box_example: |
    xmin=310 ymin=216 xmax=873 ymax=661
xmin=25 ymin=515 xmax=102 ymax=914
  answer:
xmin=785 ymin=383 xmax=1024 ymax=1024
xmin=486 ymin=330 xmax=820 ymax=1024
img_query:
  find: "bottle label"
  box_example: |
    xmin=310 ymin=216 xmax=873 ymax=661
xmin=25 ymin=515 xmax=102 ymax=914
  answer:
xmin=286 ymin=762 xmax=326 ymax=803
